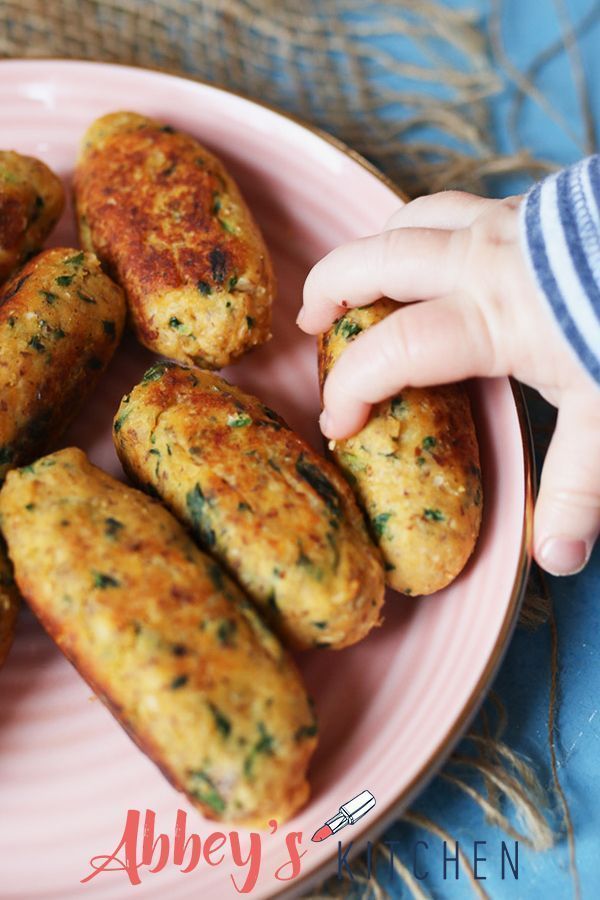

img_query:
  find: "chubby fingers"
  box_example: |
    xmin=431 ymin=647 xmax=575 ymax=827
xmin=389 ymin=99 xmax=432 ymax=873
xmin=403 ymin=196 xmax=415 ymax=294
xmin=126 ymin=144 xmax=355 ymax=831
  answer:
xmin=534 ymin=395 xmax=600 ymax=576
xmin=300 ymin=226 xmax=469 ymax=335
xmin=383 ymin=190 xmax=495 ymax=231
xmin=320 ymin=295 xmax=496 ymax=439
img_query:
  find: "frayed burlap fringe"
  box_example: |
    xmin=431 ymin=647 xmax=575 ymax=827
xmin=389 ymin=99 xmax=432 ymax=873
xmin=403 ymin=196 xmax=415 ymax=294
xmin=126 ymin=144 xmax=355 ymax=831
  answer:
xmin=1 ymin=2 xmax=593 ymax=897
xmin=520 ymin=566 xmax=553 ymax=630
xmin=1 ymin=0 xmax=590 ymax=195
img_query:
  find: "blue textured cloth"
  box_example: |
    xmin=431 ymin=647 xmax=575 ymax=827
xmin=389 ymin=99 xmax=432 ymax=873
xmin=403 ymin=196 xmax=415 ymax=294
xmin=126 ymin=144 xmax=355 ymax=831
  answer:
xmin=521 ymin=155 xmax=600 ymax=385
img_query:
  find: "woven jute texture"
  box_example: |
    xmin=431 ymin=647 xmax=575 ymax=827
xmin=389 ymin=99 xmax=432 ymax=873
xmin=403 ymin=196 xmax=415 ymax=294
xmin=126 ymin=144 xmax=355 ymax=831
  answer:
xmin=0 ymin=0 xmax=562 ymax=196
xmin=1 ymin=2 xmax=590 ymax=896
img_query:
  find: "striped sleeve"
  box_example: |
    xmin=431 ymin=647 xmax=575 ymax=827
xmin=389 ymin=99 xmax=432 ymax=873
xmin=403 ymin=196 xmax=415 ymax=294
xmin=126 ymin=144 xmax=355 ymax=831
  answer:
xmin=519 ymin=154 xmax=600 ymax=385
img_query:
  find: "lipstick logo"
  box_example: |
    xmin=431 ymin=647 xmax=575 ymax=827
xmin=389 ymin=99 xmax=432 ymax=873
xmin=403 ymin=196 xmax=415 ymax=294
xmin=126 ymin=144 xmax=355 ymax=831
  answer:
xmin=311 ymin=790 xmax=376 ymax=842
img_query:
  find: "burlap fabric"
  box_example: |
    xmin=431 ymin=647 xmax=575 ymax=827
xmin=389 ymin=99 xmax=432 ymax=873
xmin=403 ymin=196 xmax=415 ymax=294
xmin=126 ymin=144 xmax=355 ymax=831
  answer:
xmin=0 ymin=0 xmax=560 ymax=196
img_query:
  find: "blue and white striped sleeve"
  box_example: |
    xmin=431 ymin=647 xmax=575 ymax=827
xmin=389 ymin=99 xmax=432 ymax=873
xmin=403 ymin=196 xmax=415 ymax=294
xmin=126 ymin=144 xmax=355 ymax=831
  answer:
xmin=519 ymin=154 xmax=600 ymax=385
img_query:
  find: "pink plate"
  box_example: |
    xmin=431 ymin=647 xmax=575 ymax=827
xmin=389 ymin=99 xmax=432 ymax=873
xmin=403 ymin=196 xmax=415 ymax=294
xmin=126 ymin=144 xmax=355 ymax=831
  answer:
xmin=0 ymin=60 xmax=532 ymax=899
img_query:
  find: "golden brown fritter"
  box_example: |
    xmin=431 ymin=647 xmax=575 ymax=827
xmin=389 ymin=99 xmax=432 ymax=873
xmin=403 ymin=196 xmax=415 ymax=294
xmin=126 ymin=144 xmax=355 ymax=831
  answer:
xmin=0 ymin=448 xmax=317 ymax=826
xmin=74 ymin=112 xmax=275 ymax=369
xmin=319 ymin=299 xmax=482 ymax=596
xmin=0 ymin=537 xmax=19 ymax=669
xmin=113 ymin=362 xmax=385 ymax=651
xmin=0 ymin=151 xmax=64 ymax=284
xmin=0 ymin=248 xmax=125 ymax=482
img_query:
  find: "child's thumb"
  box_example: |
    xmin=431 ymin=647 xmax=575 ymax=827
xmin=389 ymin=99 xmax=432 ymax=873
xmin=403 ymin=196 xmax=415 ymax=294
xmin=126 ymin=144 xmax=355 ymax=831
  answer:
xmin=535 ymin=396 xmax=600 ymax=575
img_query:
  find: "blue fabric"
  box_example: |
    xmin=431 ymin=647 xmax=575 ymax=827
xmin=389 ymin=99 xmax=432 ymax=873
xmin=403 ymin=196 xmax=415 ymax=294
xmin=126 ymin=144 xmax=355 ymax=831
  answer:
xmin=358 ymin=1 xmax=600 ymax=897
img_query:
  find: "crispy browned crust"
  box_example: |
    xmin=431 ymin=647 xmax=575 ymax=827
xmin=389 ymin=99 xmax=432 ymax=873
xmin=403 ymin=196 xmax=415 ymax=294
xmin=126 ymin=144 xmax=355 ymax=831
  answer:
xmin=0 ymin=536 xmax=19 ymax=668
xmin=0 ymin=248 xmax=126 ymax=482
xmin=0 ymin=151 xmax=65 ymax=284
xmin=74 ymin=112 xmax=275 ymax=368
xmin=319 ymin=299 xmax=482 ymax=596
xmin=113 ymin=362 xmax=385 ymax=650
xmin=0 ymin=448 xmax=316 ymax=826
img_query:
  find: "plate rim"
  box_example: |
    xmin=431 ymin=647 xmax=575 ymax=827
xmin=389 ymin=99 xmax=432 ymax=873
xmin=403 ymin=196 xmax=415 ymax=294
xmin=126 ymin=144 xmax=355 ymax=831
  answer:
xmin=1 ymin=58 xmax=535 ymax=897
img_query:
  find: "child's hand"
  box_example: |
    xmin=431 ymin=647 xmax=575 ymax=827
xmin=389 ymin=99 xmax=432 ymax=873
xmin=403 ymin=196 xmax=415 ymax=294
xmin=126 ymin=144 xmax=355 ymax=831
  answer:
xmin=298 ymin=191 xmax=600 ymax=577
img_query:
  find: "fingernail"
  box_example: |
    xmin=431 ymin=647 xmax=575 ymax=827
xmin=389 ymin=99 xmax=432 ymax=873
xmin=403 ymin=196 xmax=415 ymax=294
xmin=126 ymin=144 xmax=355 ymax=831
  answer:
xmin=319 ymin=409 xmax=332 ymax=436
xmin=537 ymin=537 xmax=589 ymax=576
xmin=296 ymin=307 xmax=307 ymax=327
